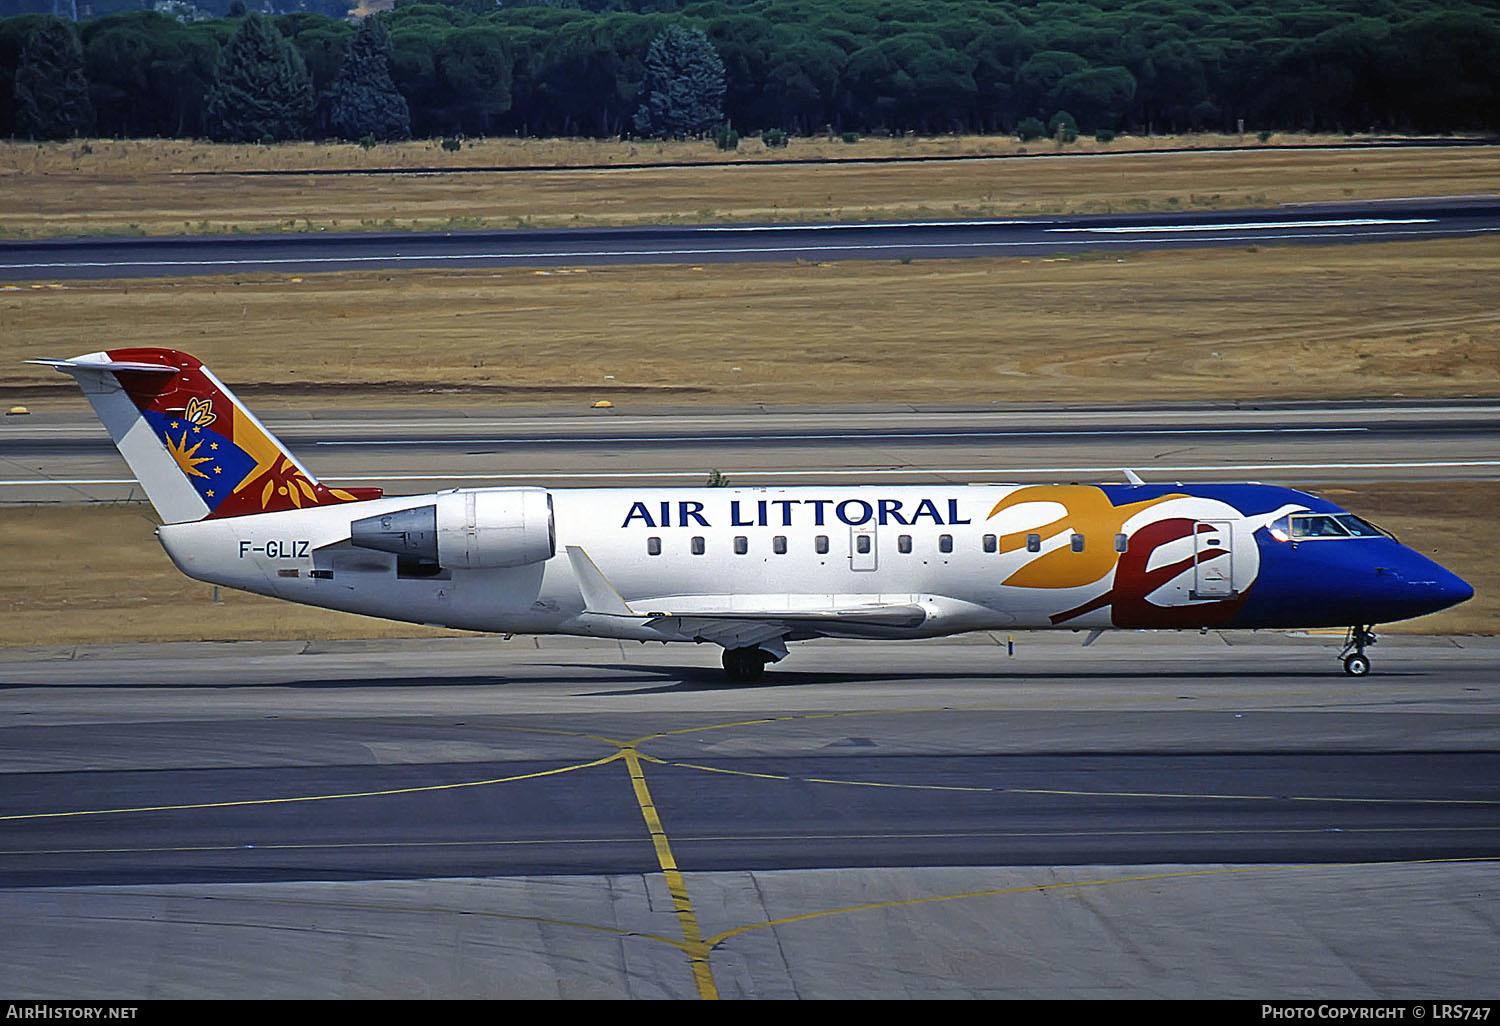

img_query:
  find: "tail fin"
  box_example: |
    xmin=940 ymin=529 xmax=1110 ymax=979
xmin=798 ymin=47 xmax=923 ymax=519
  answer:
xmin=31 ymin=348 xmax=381 ymax=523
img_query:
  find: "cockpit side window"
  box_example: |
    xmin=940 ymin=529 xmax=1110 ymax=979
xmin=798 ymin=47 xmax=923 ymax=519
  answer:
xmin=1337 ymin=514 xmax=1390 ymax=538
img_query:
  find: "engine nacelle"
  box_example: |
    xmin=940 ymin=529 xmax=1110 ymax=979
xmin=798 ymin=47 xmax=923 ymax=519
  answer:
xmin=350 ymin=487 xmax=555 ymax=570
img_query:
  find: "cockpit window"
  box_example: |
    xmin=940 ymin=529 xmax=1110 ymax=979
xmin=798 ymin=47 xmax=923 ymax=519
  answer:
xmin=1272 ymin=512 xmax=1393 ymax=542
xmin=1290 ymin=514 xmax=1350 ymax=538
xmin=1338 ymin=515 xmax=1390 ymax=538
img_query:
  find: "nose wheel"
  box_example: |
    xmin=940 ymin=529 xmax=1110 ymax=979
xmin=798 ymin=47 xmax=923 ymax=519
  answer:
xmin=1339 ymin=626 xmax=1377 ymax=676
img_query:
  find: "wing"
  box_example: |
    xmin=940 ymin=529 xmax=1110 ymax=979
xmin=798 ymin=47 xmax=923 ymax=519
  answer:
xmin=565 ymin=545 xmax=927 ymax=649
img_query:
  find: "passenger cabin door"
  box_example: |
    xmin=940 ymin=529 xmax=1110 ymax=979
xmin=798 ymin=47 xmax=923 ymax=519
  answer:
xmin=850 ymin=524 xmax=877 ymax=572
xmin=1192 ymin=520 xmax=1236 ymax=599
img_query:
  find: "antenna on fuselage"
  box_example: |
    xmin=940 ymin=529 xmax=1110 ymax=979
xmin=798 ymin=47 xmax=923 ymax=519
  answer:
xmin=1122 ymin=469 xmax=1145 ymax=485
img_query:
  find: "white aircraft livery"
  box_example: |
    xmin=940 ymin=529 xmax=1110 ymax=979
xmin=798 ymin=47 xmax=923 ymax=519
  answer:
xmin=36 ymin=348 xmax=1473 ymax=680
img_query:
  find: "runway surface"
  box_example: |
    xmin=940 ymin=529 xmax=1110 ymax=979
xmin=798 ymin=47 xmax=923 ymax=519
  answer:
xmin=1 ymin=632 xmax=1496 ymax=997
xmin=4 ymin=399 xmax=1498 ymax=502
xmin=2 ymin=198 xmax=1496 ymax=281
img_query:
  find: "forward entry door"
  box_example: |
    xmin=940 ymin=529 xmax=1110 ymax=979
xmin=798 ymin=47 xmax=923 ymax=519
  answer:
xmin=1192 ymin=520 xmax=1236 ymax=599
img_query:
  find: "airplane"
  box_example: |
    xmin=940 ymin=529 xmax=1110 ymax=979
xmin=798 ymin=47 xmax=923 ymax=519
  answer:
xmin=33 ymin=348 xmax=1473 ymax=682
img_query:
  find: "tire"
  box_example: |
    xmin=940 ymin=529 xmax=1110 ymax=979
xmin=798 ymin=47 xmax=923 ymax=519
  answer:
xmin=1343 ymin=653 xmax=1371 ymax=677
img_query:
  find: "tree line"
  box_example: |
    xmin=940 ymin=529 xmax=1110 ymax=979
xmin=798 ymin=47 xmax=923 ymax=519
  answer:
xmin=3 ymin=0 xmax=1498 ymax=143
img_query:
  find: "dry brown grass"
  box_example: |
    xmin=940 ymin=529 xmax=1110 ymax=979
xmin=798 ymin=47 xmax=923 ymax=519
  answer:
xmin=4 ymin=236 xmax=1498 ymax=408
xmin=2 ymin=482 xmax=1489 ymax=647
xmin=1 ymin=138 xmax=1494 ymax=239
xmin=0 ymin=132 xmax=1459 ymax=175
xmin=0 ymin=504 xmax=470 ymax=646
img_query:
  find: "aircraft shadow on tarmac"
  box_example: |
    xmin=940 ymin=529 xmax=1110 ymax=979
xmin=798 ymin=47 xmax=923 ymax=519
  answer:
xmin=578 ymin=663 xmax=1393 ymax=696
xmin=0 ymin=665 xmax=1415 ymax=694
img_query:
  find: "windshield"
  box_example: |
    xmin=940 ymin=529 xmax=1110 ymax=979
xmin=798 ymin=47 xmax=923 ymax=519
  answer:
xmin=1269 ymin=512 xmax=1395 ymax=541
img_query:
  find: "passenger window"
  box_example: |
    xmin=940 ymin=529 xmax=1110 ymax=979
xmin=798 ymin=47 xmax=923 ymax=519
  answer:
xmin=1071 ymin=533 xmax=1085 ymax=552
xmin=898 ymin=534 xmax=912 ymax=554
xmin=815 ymin=535 xmax=829 ymax=554
xmin=938 ymin=534 xmax=953 ymax=553
xmin=734 ymin=536 xmax=748 ymax=555
xmin=1114 ymin=533 xmax=1128 ymax=553
xmin=773 ymin=535 xmax=788 ymax=554
xmin=1026 ymin=533 xmax=1041 ymax=553
xmin=983 ymin=534 xmax=997 ymax=553
xmin=856 ymin=535 xmax=872 ymax=554
xmin=647 ymin=536 xmax=661 ymax=556
xmin=691 ymin=536 xmax=706 ymax=555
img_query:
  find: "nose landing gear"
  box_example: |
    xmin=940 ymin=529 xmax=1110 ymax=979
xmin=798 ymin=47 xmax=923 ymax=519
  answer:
xmin=1339 ymin=625 xmax=1377 ymax=676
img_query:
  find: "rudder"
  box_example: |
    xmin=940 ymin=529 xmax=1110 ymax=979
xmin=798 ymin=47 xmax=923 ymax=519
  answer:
xmin=32 ymin=348 xmax=379 ymax=523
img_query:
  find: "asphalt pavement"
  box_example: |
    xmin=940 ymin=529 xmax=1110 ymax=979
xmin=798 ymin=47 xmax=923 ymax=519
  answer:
xmin=2 ymin=197 xmax=1497 ymax=281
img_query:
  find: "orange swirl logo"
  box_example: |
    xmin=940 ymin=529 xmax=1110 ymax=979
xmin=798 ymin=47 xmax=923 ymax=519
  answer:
xmin=986 ymin=485 xmax=1184 ymax=590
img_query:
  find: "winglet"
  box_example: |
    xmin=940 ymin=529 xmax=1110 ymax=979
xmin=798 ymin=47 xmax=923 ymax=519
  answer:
xmin=566 ymin=545 xmax=636 ymax=616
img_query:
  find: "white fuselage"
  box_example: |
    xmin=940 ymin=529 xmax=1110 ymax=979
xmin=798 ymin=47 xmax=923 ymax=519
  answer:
xmin=154 ymin=484 xmax=1264 ymax=644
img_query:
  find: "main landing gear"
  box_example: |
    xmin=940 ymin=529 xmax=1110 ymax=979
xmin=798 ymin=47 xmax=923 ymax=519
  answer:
xmin=1339 ymin=625 xmax=1377 ymax=676
xmin=722 ymin=646 xmax=771 ymax=684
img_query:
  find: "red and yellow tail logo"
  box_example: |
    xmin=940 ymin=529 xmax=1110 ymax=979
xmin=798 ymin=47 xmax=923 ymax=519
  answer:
xmin=106 ymin=348 xmax=380 ymax=519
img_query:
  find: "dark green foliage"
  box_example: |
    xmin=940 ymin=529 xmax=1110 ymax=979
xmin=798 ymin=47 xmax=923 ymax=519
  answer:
xmin=841 ymin=130 xmax=859 ymax=143
xmin=1094 ymin=128 xmax=1114 ymax=143
xmin=1048 ymin=110 xmax=1078 ymax=142
xmin=1017 ymin=50 xmax=1087 ymax=121
xmin=846 ymin=31 xmax=977 ymax=132
xmin=329 ymin=16 xmax=410 ymax=141
xmin=1015 ymin=116 xmax=1045 ymax=141
xmin=712 ymin=122 xmax=738 ymax=150
xmin=441 ymin=135 xmax=461 ymax=150
xmin=3 ymin=1 xmax=1499 ymax=143
xmin=203 ymin=12 xmax=313 ymax=142
xmin=13 ymin=16 xmax=92 ymax=140
xmin=633 ymin=23 xmax=725 ymax=138
xmin=761 ymin=127 xmax=786 ymax=147
xmin=83 ymin=12 xmax=221 ymax=139
xmin=1056 ymin=66 xmax=1135 ymax=131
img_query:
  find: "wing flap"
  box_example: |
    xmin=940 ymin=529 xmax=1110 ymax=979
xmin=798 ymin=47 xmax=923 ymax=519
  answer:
xmin=565 ymin=546 xmax=927 ymax=630
xmin=648 ymin=605 xmax=927 ymax=628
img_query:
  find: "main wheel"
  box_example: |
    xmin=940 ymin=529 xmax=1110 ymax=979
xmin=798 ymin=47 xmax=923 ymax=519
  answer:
xmin=722 ymin=647 xmax=766 ymax=683
xmin=1342 ymin=652 xmax=1371 ymax=677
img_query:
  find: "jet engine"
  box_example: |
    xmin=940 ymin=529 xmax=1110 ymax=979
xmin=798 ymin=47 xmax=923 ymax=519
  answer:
xmin=350 ymin=487 xmax=555 ymax=570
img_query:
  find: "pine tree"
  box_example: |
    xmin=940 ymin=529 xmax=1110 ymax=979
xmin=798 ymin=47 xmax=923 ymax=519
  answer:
xmin=13 ymin=17 xmax=93 ymax=141
xmin=328 ymin=17 xmax=410 ymax=142
xmin=203 ymin=13 xmax=313 ymax=143
xmin=632 ymin=25 xmax=725 ymax=139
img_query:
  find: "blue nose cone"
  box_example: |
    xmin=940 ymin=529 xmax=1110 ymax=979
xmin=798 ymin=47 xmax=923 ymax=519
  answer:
xmin=1428 ymin=564 xmax=1475 ymax=611
xmin=1383 ymin=552 xmax=1474 ymax=620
